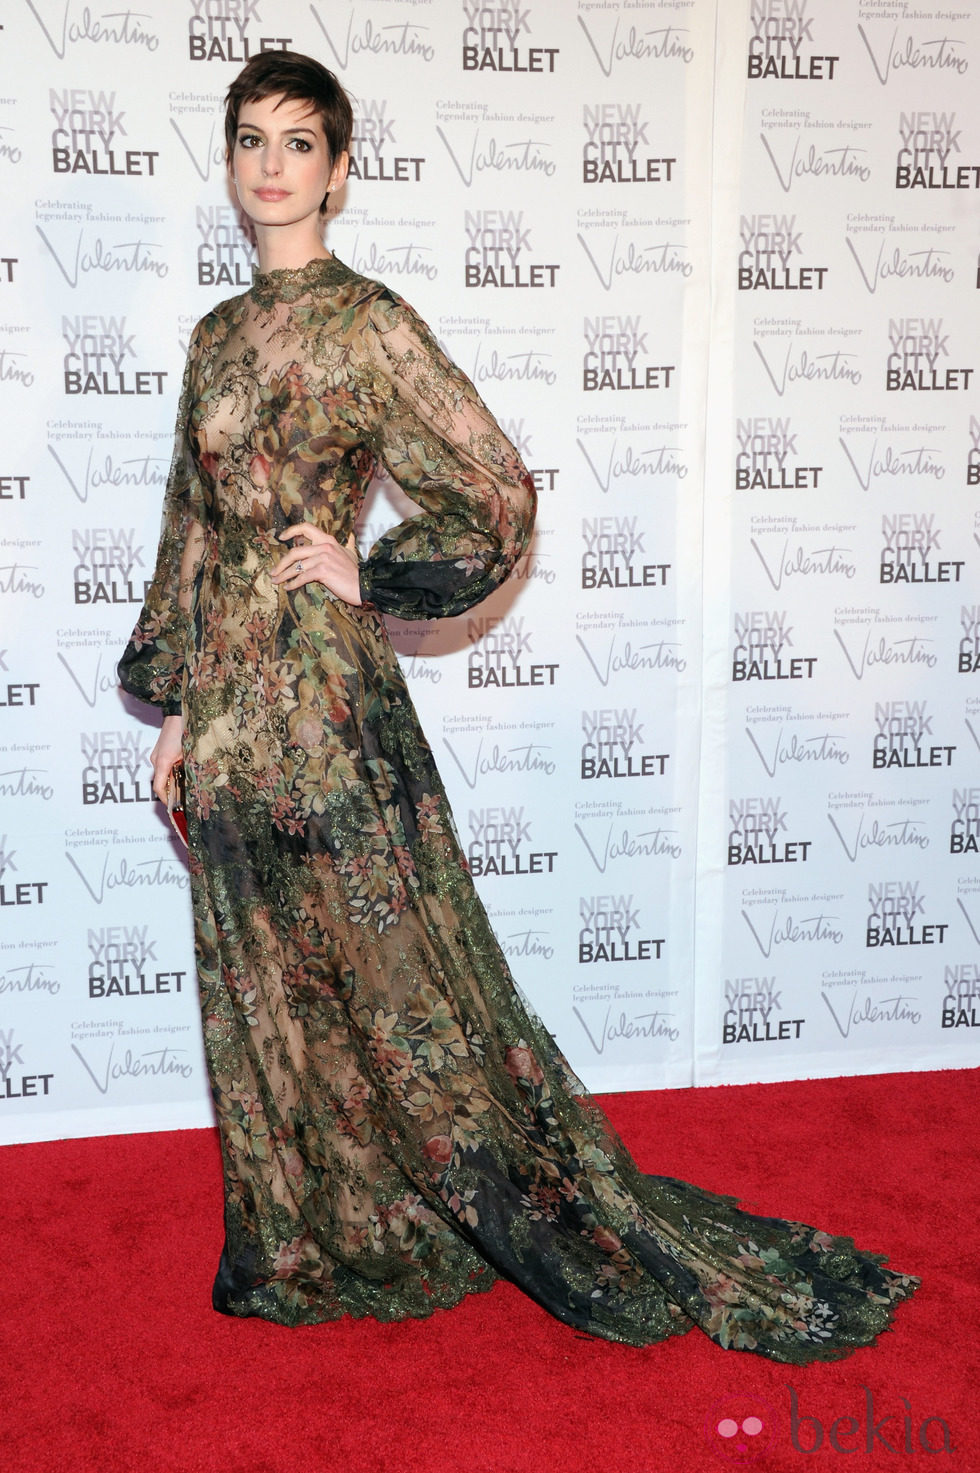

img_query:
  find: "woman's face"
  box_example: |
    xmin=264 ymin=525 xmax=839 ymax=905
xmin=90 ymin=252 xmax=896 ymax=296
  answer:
xmin=229 ymin=93 xmax=347 ymax=230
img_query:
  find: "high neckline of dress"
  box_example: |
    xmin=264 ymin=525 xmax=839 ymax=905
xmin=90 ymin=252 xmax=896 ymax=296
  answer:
xmin=250 ymin=254 xmax=346 ymax=305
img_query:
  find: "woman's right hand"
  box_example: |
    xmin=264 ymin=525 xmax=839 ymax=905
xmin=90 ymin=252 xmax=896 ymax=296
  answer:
xmin=150 ymin=713 xmax=184 ymax=802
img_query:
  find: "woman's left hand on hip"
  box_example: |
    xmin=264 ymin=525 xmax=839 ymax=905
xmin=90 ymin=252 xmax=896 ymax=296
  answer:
xmin=270 ymin=524 xmax=362 ymax=605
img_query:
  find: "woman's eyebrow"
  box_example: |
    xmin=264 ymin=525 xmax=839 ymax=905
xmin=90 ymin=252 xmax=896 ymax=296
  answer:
xmin=238 ymin=125 xmax=319 ymax=136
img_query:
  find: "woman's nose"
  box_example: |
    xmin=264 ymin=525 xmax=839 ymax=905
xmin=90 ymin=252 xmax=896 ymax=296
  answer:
xmin=262 ymin=146 xmax=282 ymax=176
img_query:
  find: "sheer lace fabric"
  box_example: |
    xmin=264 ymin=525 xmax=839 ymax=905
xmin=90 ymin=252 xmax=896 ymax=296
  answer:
xmin=119 ymin=256 xmax=918 ymax=1361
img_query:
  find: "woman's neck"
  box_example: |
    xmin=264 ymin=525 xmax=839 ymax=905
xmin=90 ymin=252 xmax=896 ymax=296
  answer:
xmin=254 ymin=225 xmax=330 ymax=275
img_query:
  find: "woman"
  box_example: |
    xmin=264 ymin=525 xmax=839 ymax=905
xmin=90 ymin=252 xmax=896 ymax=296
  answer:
xmin=119 ymin=51 xmax=917 ymax=1359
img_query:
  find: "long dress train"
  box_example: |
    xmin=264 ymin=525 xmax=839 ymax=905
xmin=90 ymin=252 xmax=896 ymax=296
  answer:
xmin=119 ymin=255 xmax=918 ymax=1363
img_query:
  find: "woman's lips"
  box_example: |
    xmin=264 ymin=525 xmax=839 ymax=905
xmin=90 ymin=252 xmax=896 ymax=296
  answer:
xmin=255 ymin=188 xmax=290 ymax=201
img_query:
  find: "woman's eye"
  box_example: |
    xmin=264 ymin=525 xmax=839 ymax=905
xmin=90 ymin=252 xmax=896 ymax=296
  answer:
xmin=287 ymin=138 xmax=312 ymax=152
xmin=237 ymin=133 xmax=262 ymax=148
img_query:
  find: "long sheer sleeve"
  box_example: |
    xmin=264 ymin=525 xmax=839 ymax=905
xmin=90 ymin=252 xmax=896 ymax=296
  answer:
xmin=117 ymin=328 xmax=209 ymax=715
xmin=356 ymin=291 xmax=536 ymax=620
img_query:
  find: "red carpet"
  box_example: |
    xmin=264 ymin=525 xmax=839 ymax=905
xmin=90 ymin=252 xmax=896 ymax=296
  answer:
xmin=1 ymin=1067 xmax=975 ymax=1472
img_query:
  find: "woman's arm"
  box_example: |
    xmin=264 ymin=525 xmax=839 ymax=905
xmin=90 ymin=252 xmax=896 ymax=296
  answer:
xmin=150 ymin=713 xmax=184 ymax=802
xmin=118 ymin=323 xmax=210 ymax=713
xmin=353 ymin=288 xmax=536 ymax=620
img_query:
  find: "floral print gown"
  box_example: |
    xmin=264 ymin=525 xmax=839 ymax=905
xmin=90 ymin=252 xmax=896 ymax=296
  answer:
xmin=119 ymin=255 xmax=917 ymax=1362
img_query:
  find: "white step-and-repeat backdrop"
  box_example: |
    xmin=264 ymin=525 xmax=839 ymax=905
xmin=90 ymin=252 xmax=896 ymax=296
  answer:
xmin=1 ymin=0 xmax=977 ymax=1144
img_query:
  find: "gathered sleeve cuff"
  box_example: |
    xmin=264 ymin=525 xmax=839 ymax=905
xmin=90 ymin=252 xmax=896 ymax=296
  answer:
xmin=356 ymin=290 xmax=536 ymax=620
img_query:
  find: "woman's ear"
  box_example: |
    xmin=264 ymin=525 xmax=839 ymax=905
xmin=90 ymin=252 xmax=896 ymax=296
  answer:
xmin=327 ymin=150 xmax=349 ymax=194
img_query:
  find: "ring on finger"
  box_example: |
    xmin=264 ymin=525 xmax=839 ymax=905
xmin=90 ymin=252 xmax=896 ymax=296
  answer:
xmin=296 ymin=561 xmax=304 ymax=573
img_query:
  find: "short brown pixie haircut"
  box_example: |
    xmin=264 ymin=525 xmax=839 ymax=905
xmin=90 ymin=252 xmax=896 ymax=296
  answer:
xmin=224 ymin=51 xmax=353 ymax=198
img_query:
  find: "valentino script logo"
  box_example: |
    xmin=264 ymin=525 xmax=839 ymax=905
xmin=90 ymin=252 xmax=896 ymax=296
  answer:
xmin=577 ymin=232 xmax=691 ymax=290
xmin=437 ymin=123 xmax=554 ymax=187
xmin=37 ymin=225 xmax=168 ymax=289
xmin=310 ymin=6 xmax=435 ymax=66
xmin=25 ymin=0 xmax=159 ymax=57
xmin=858 ymin=24 xmax=968 ymax=85
xmin=760 ymin=132 xmax=871 ymax=193
xmin=576 ymin=16 xmax=693 ymax=74
xmin=577 ymin=435 xmax=688 ymax=493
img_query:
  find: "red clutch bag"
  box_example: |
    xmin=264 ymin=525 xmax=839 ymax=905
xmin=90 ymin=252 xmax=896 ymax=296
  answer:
xmin=166 ymin=760 xmax=189 ymax=848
